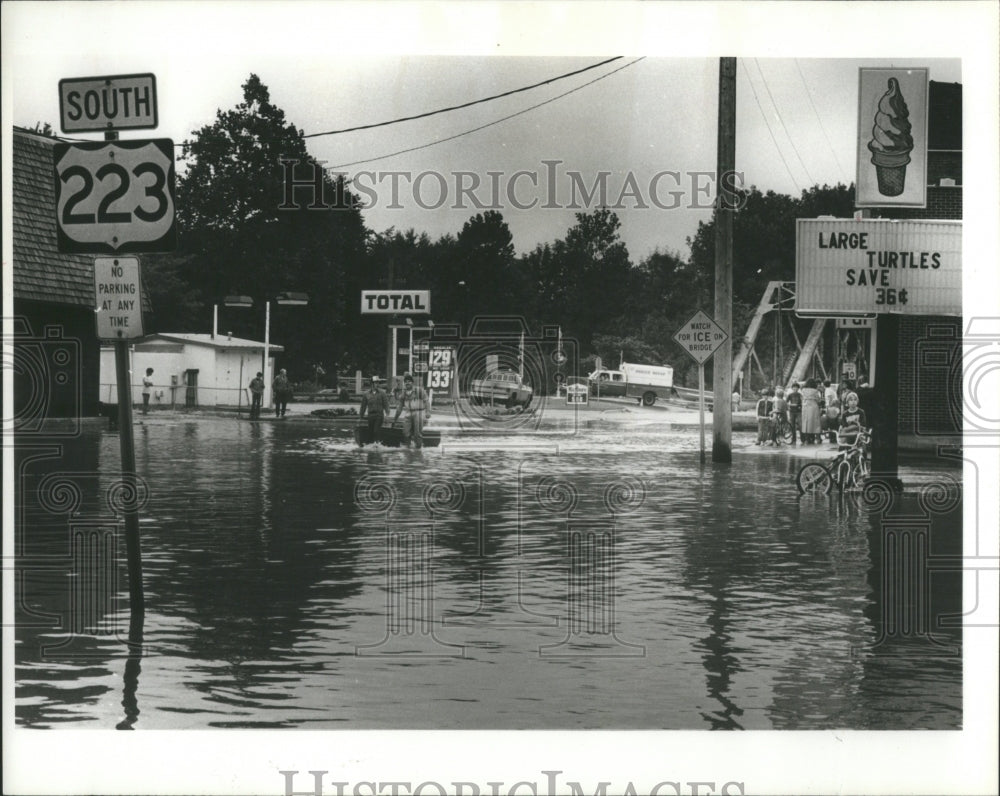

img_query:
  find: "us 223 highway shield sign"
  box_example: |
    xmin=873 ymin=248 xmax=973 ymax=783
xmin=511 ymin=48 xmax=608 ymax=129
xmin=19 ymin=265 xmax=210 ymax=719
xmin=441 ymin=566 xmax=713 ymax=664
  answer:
xmin=53 ymin=139 xmax=176 ymax=254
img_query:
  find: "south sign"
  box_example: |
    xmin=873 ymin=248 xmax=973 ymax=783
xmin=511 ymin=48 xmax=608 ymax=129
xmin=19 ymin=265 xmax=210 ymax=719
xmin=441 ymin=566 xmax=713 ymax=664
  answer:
xmin=59 ymin=73 xmax=158 ymax=133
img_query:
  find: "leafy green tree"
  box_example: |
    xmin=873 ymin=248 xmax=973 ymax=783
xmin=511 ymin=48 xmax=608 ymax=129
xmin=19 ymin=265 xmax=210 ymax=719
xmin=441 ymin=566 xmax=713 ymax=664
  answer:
xmin=591 ymin=334 xmax=664 ymax=368
xmin=148 ymin=74 xmax=368 ymax=380
xmin=29 ymin=121 xmax=55 ymax=137
xmin=453 ymin=211 xmax=529 ymax=321
xmin=141 ymin=253 xmax=206 ymax=333
xmin=528 ymin=207 xmax=632 ymax=352
xmin=688 ymin=182 xmax=854 ymax=306
xmin=686 ymin=182 xmax=855 ymax=389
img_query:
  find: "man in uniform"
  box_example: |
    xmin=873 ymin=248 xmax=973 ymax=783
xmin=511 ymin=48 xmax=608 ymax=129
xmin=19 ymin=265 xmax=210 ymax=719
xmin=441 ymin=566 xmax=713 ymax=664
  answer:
xmin=392 ymin=372 xmax=430 ymax=448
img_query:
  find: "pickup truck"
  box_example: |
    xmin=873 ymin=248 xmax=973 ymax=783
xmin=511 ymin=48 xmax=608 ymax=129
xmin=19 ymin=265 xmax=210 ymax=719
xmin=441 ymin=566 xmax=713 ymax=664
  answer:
xmin=588 ymin=362 xmax=676 ymax=406
xmin=469 ymin=370 xmax=533 ymax=408
xmin=587 ymin=369 xmax=627 ymax=396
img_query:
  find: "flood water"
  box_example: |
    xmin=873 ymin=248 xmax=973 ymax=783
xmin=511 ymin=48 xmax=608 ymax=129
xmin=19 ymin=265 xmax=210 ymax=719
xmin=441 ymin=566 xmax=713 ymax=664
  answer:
xmin=14 ymin=410 xmax=963 ymax=729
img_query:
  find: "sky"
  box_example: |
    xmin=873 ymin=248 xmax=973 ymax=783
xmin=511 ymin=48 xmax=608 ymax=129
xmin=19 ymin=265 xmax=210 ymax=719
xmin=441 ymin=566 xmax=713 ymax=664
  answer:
xmin=0 ymin=5 xmax=969 ymax=261
xmin=2 ymin=3 xmax=998 ymax=795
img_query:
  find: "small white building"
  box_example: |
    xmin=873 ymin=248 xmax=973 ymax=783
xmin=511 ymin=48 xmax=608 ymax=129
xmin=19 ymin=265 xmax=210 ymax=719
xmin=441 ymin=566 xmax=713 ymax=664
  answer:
xmin=100 ymin=333 xmax=284 ymax=408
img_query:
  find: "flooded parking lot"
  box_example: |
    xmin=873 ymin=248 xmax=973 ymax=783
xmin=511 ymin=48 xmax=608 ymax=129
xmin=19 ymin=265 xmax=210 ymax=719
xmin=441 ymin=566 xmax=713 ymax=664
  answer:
xmin=14 ymin=412 xmax=962 ymax=729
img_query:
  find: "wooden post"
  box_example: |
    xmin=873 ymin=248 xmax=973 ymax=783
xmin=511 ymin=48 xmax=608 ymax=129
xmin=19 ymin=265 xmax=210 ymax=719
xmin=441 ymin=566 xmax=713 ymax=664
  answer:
xmin=712 ymin=57 xmax=736 ymax=463
xmin=262 ymin=299 xmax=271 ymax=411
xmin=237 ymin=357 xmax=244 ymax=418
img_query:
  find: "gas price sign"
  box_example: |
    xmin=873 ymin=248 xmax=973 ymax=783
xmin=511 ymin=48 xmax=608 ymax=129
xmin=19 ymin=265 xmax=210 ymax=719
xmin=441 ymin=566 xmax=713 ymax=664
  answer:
xmin=427 ymin=345 xmax=455 ymax=395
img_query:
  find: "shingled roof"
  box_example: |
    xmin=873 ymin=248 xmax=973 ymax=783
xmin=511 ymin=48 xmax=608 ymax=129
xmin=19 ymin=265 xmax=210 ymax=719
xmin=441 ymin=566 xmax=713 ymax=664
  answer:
xmin=12 ymin=128 xmax=98 ymax=307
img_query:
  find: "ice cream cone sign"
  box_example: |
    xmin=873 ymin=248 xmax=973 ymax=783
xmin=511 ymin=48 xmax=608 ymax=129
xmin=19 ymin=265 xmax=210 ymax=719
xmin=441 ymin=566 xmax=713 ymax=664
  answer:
xmin=868 ymin=78 xmax=914 ymax=196
xmin=856 ymin=68 xmax=928 ymax=207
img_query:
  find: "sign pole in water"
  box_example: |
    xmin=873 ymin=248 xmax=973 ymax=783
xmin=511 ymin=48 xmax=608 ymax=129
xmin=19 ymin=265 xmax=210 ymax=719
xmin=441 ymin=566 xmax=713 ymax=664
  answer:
xmin=674 ymin=310 xmax=729 ymax=464
xmin=63 ymin=70 xmax=170 ymax=622
xmin=98 ymin=151 xmax=145 ymax=619
xmin=698 ymin=363 xmax=706 ymax=463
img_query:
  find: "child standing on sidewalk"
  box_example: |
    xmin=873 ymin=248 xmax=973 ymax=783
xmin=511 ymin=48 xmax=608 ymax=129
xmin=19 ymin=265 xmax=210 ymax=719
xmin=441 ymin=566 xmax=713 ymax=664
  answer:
xmin=786 ymin=382 xmax=802 ymax=445
xmin=755 ymin=389 xmax=773 ymax=446
xmin=771 ymin=388 xmax=788 ymax=446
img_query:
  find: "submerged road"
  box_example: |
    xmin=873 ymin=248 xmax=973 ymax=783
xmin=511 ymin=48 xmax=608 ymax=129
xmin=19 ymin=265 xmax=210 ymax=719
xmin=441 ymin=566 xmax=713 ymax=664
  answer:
xmin=14 ymin=407 xmax=963 ymax=729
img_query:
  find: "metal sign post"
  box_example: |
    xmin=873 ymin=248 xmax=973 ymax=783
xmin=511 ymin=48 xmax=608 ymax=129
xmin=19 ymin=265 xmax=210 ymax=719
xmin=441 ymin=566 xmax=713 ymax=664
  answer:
xmin=674 ymin=310 xmax=729 ymax=464
xmin=93 ymin=254 xmax=145 ymax=610
xmin=60 ymin=71 xmax=169 ymax=621
xmin=698 ymin=363 xmax=706 ymax=463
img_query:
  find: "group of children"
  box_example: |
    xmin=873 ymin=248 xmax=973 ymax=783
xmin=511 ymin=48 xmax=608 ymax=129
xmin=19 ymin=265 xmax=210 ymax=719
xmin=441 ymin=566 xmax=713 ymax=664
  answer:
xmin=755 ymin=386 xmax=794 ymax=446
xmin=755 ymin=381 xmax=867 ymax=449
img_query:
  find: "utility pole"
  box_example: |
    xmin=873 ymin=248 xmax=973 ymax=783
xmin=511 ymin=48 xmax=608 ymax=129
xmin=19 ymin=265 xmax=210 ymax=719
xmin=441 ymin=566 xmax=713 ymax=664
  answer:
xmin=712 ymin=57 xmax=736 ymax=463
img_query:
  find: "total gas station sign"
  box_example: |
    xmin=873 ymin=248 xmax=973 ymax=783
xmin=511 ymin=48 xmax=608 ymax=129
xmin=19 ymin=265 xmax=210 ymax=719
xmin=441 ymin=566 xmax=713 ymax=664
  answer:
xmin=361 ymin=290 xmax=431 ymax=314
xmin=796 ymin=219 xmax=961 ymax=316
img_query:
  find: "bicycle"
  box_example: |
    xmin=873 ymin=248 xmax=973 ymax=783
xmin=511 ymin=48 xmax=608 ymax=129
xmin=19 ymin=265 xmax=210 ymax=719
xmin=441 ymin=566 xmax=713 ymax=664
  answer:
xmin=771 ymin=414 xmax=794 ymax=444
xmin=796 ymin=429 xmax=872 ymax=494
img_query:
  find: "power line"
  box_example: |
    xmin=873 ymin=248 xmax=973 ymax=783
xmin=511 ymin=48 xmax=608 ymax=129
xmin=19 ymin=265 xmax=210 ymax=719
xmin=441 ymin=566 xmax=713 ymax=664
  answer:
xmin=327 ymin=57 xmax=645 ymax=170
xmin=303 ymin=57 xmax=624 ymax=139
xmin=753 ymin=58 xmax=815 ymax=187
xmin=56 ymin=58 xmax=626 ymax=149
xmin=739 ymin=59 xmax=802 ymax=194
xmin=794 ymin=58 xmax=850 ymax=184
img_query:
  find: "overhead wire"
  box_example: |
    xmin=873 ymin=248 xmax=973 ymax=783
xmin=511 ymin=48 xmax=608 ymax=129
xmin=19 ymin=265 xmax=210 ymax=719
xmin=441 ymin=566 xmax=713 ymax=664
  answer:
xmin=794 ymin=58 xmax=851 ymax=184
xmin=304 ymin=57 xmax=624 ymax=139
xmin=50 ymin=58 xmax=627 ymax=149
xmin=326 ymin=57 xmax=645 ymax=170
xmin=753 ymin=58 xmax=815 ymax=187
xmin=739 ymin=59 xmax=802 ymax=194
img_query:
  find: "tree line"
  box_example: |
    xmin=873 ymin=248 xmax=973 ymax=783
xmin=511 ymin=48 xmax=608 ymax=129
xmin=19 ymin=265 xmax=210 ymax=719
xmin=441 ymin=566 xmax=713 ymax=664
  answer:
xmin=144 ymin=75 xmax=854 ymax=389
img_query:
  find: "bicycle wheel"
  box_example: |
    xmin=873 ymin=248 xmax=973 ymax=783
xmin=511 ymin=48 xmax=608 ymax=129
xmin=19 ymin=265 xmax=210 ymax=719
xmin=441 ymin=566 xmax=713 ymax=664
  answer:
xmin=797 ymin=463 xmax=832 ymax=494
xmin=849 ymin=457 xmax=870 ymax=489
xmin=835 ymin=460 xmax=852 ymax=491
xmin=781 ymin=420 xmax=793 ymax=443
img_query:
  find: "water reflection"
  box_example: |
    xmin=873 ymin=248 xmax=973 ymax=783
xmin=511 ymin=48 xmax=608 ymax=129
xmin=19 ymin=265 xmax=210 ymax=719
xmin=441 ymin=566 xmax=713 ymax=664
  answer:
xmin=14 ymin=418 xmax=962 ymax=729
xmin=116 ymin=613 xmax=144 ymax=730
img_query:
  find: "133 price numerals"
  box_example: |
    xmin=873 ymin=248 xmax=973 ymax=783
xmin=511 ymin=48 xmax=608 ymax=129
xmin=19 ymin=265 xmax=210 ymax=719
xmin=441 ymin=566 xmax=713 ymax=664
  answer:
xmin=60 ymin=162 xmax=169 ymax=225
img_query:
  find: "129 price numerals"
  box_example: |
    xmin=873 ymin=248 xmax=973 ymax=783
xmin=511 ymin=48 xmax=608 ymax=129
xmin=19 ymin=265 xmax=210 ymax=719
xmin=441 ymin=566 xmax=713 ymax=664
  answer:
xmin=875 ymin=288 xmax=908 ymax=306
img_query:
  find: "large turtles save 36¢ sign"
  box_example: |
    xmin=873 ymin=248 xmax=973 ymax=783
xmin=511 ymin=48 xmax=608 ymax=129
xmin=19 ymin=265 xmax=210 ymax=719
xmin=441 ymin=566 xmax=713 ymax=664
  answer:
xmin=53 ymin=139 xmax=176 ymax=254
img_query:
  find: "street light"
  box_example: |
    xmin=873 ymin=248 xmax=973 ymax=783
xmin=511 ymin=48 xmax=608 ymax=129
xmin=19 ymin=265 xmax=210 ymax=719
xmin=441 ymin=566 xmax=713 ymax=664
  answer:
xmin=224 ymin=292 xmax=309 ymax=408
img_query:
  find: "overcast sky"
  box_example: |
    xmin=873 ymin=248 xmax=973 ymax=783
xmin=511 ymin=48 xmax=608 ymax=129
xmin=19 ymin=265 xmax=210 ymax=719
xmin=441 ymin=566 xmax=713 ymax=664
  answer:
xmin=1 ymin=4 xmax=970 ymax=261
